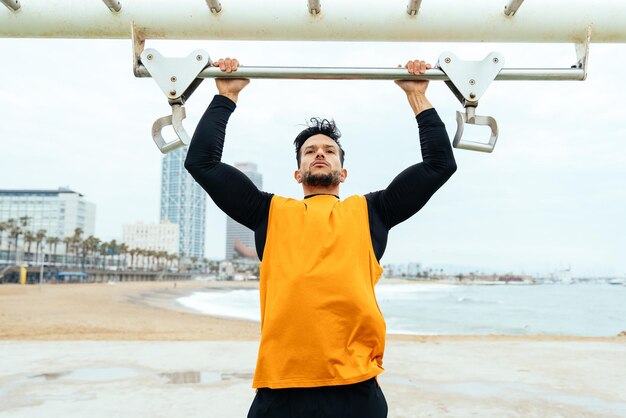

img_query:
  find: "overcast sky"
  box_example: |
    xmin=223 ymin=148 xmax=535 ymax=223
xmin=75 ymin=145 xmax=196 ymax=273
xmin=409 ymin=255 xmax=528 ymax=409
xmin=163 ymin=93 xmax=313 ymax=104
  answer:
xmin=1 ymin=39 xmax=624 ymax=277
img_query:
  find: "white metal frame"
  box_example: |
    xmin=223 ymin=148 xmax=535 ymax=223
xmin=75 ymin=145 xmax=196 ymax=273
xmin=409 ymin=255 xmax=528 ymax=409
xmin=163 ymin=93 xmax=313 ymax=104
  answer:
xmin=1 ymin=0 xmax=624 ymax=43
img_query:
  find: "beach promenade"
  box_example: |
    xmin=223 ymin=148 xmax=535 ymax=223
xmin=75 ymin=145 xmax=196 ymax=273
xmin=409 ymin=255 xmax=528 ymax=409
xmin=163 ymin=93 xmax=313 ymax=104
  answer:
xmin=1 ymin=281 xmax=625 ymax=417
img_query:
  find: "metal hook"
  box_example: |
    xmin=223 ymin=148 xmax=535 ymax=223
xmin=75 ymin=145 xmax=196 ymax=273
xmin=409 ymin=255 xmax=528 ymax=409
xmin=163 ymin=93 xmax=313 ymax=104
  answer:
xmin=151 ymin=104 xmax=191 ymax=154
xmin=453 ymin=106 xmax=498 ymax=153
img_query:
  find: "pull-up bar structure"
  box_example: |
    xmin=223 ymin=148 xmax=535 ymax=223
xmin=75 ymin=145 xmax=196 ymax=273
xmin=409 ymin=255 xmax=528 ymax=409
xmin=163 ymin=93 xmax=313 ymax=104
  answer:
xmin=1 ymin=0 xmax=625 ymax=43
xmin=1 ymin=0 xmax=623 ymax=154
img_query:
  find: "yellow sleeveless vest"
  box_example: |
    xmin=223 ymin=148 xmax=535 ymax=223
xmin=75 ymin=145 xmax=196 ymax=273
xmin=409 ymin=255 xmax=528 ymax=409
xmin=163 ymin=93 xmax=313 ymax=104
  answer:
xmin=252 ymin=194 xmax=386 ymax=389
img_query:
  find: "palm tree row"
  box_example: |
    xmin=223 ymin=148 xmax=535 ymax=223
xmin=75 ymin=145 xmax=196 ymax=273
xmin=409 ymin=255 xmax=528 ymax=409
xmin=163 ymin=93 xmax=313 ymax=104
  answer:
xmin=0 ymin=219 xmax=179 ymax=271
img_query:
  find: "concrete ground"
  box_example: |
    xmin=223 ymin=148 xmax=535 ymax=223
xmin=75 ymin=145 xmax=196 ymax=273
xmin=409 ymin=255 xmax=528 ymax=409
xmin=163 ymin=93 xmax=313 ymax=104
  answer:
xmin=1 ymin=340 xmax=625 ymax=418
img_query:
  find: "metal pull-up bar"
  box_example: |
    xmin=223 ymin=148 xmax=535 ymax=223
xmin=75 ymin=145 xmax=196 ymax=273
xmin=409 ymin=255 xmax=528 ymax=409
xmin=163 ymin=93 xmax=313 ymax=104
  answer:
xmin=136 ymin=65 xmax=585 ymax=82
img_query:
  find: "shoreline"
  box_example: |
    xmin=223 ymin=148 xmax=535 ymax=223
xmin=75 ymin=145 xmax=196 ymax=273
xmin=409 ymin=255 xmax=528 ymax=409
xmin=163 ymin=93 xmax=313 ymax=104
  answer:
xmin=1 ymin=280 xmax=624 ymax=342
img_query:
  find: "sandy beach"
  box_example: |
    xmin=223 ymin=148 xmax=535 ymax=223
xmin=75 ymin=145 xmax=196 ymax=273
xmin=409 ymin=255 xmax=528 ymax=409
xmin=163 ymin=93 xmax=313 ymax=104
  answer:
xmin=1 ymin=280 xmax=625 ymax=417
xmin=0 ymin=280 xmax=261 ymax=341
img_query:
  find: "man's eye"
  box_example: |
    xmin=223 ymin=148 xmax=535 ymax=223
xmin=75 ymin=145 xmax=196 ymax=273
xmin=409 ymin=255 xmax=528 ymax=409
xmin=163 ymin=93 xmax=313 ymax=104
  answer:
xmin=305 ymin=150 xmax=313 ymax=154
xmin=327 ymin=150 xmax=334 ymax=153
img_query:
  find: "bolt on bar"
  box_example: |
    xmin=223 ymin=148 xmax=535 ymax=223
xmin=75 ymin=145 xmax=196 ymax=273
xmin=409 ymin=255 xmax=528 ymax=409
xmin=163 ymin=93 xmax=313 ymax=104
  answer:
xmin=504 ymin=0 xmax=524 ymax=16
xmin=205 ymin=0 xmax=222 ymax=14
xmin=136 ymin=65 xmax=586 ymax=81
xmin=102 ymin=0 xmax=122 ymax=13
xmin=0 ymin=0 xmax=20 ymax=11
xmin=407 ymin=0 xmax=422 ymax=16
xmin=308 ymin=0 xmax=320 ymax=15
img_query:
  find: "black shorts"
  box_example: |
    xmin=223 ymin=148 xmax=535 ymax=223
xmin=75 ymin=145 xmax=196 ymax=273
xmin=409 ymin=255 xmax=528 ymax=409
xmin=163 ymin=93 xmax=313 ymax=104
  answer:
xmin=247 ymin=377 xmax=388 ymax=418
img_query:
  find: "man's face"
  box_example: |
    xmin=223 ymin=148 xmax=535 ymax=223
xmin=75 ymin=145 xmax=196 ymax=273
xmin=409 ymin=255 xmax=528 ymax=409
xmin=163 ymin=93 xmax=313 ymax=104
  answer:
xmin=294 ymin=134 xmax=347 ymax=187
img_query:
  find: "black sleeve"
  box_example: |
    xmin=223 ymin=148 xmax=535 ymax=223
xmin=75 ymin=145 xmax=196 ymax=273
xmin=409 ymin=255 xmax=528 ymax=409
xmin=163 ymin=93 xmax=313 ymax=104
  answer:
xmin=366 ymin=108 xmax=457 ymax=260
xmin=184 ymin=95 xmax=272 ymax=233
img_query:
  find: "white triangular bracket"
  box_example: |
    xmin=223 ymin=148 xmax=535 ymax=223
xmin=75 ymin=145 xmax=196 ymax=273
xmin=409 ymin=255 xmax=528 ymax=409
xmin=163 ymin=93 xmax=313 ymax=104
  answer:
xmin=140 ymin=49 xmax=210 ymax=104
xmin=438 ymin=51 xmax=504 ymax=106
xmin=438 ymin=51 xmax=504 ymax=153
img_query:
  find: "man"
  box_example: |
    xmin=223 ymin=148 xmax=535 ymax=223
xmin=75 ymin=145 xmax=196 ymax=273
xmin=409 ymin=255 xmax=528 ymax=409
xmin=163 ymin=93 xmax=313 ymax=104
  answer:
xmin=185 ymin=58 xmax=456 ymax=418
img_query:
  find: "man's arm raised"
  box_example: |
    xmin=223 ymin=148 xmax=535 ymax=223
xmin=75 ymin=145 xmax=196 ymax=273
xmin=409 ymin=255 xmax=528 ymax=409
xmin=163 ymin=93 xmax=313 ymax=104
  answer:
xmin=185 ymin=58 xmax=272 ymax=233
xmin=366 ymin=59 xmax=457 ymax=234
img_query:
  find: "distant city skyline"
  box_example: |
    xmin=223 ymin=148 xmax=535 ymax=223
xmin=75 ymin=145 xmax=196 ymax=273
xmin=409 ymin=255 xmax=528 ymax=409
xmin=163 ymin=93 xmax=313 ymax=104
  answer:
xmin=160 ymin=147 xmax=206 ymax=259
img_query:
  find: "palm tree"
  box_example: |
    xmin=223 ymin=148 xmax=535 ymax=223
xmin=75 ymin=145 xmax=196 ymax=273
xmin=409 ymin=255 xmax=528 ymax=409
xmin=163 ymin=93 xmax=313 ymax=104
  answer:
xmin=118 ymin=243 xmax=128 ymax=270
xmin=157 ymin=251 xmax=166 ymax=270
xmin=169 ymin=253 xmax=180 ymax=271
xmin=92 ymin=237 xmax=102 ymax=269
xmin=0 ymin=221 xmax=8 ymax=257
xmin=151 ymin=250 xmax=159 ymax=271
xmin=46 ymin=236 xmax=60 ymax=265
xmin=138 ymin=249 xmax=147 ymax=270
xmin=100 ymin=241 xmax=110 ymax=269
xmin=8 ymin=226 xmax=20 ymax=264
xmin=129 ymin=248 xmax=138 ymax=270
xmin=72 ymin=228 xmax=83 ymax=262
xmin=147 ymin=250 xmax=157 ymax=271
xmin=134 ymin=248 xmax=143 ymax=270
xmin=23 ymin=230 xmax=35 ymax=263
xmin=147 ymin=249 xmax=155 ymax=271
xmin=62 ymin=236 xmax=73 ymax=267
xmin=82 ymin=236 xmax=100 ymax=270
xmin=153 ymin=251 xmax=160 ymax=270
xmin=35 ymin=229 xmax=47 ymax=263
xmin=5 ymin=219 xmax=14 ymax=261
xmin=107 ymin=240 xmax=118 ymax=270
xmin=6 ymin=218 xmax=21 ymax=264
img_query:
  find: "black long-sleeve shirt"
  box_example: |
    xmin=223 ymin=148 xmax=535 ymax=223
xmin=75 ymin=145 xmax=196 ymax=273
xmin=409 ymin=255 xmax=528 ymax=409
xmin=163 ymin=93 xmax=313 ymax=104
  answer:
xmin=185 ymin=95 xmax=456 ymax=261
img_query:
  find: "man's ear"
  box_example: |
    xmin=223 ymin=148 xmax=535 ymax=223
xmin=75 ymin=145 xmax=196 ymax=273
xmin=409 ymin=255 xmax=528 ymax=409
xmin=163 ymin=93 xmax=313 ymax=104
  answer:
xmin=340 ymin=168 xmax=348 ymax=183
xmin=294 ymin=169 xmax=303 ymax=183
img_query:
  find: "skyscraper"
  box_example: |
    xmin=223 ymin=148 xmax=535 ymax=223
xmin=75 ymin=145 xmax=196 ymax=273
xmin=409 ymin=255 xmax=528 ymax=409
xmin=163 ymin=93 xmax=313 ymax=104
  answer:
xmin=160 ymin=147 xmax=206 ymax=259
xmin=226 ymin=162 xmax=262 ymax=260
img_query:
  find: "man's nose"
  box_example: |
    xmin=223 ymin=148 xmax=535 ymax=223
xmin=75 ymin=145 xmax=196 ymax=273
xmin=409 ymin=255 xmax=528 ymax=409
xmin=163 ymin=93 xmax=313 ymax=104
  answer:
xmin=315 ymin=148 xmax=325 ymax=158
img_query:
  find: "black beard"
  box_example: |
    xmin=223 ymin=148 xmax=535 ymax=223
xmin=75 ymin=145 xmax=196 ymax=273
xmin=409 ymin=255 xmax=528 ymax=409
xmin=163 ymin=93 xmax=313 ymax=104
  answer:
xmin=302 ymin=170 xmax=342 ymax=187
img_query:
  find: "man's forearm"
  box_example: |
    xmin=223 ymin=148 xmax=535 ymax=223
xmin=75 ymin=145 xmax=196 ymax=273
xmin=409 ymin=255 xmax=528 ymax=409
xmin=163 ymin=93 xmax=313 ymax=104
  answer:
xmin=417 ymin=108 xmax=457 ymax=174
xmin=406 ymin=92 xmax=433 ymax=116
xmin=185 ymin=95 xmax=236 ymax=170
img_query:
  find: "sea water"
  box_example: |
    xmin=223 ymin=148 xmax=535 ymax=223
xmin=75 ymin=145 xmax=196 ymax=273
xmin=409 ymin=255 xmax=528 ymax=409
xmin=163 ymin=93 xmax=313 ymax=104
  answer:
xmin=177 ymin=283 xmax=626 ymax=337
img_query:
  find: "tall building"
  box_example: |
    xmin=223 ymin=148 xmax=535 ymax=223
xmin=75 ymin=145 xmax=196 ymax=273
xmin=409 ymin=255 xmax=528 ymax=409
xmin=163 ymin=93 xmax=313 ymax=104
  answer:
xmin=0 ymin=187 xmax=96 ymax=244
xmin=122 ymin=220 xmax=179 ymax=255
xmin=160 ymin=147 xmax=206 ymax=259
xmin=226 ymin=162 xmax=262 ymax=260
